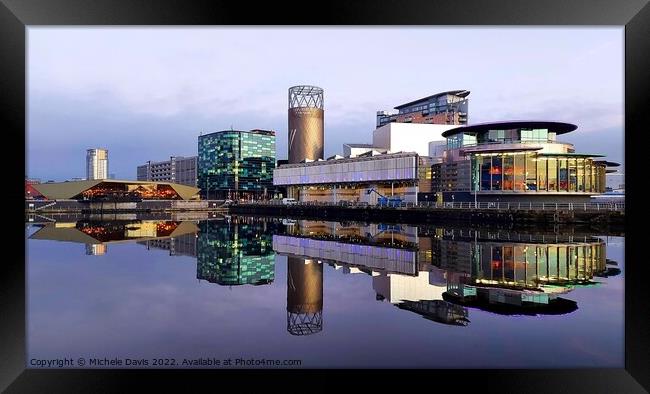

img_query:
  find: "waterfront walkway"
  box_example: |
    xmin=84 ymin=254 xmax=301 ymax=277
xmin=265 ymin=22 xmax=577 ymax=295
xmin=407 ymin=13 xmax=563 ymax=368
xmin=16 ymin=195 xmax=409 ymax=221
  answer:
xmin=25 ymin=199 xmax=624 ymax=227
xmin=240 ymin=200 xmax=625 ymax=212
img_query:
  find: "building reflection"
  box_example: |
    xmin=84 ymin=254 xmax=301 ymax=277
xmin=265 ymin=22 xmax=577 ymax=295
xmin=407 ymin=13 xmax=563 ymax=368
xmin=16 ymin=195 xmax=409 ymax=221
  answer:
xmin=85 ymin=244 xmax=107 ymax=256
xmin=29 ymin=220 xmax=199 ymax=255
xmin=287 ymin=257 xmax=323 ymax=336
xmin=274 ymin=220 xmax=419 ymax=275
xmin=434 ymin=228 xmax=612 ymax=315
xmin=138 ymin=233 xmax=198 ymax=257
xmin=273 ymin=219 xmax=618 ymax=328
xmin=196 ymin=217 xmax=278 ymax=286
xmin=372 ymin=267 xmax=470 ymax=326
xmin=29 ymin=216 xmax=619 ymax=332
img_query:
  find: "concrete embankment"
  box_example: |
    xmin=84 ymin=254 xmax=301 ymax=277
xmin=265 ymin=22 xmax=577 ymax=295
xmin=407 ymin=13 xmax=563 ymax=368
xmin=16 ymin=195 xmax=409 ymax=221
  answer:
xmin=228 ymin=203 xmax=625 ymax=231
xmin=25 ymin=200 xmax=624 ymax=232
xmin=25 ymin=199 xmax=226 ymax=214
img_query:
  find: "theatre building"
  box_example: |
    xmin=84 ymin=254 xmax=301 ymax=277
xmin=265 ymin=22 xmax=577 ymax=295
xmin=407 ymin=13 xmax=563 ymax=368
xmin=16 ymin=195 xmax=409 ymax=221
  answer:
xmin=437 ymin=121 xmax=618 ymax=202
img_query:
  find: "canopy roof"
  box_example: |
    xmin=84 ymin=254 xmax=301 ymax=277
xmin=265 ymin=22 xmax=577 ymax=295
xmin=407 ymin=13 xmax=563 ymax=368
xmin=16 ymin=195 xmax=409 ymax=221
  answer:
xmin=394 ymin=90 xmax=470 ymax=109
xmin=32 ymin=179 xmax=200 ymax=200
xmin=442 ymin=121 xmax=578 ymax=138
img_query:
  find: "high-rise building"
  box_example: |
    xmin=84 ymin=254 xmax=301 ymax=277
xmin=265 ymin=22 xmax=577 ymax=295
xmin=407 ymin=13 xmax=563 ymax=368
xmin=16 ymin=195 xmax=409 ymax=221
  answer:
xmin=376 ymin=90 xmax=470 ymax=128
xmin=198 ymin=129 xmax=275 ymax=200
xmin=137 ymin=156 xmax=197 ymax=187
xmin=288 ymin=85 xmax=324 ymax=164
xmin=86 ymin=148 xmax=108 ymax=180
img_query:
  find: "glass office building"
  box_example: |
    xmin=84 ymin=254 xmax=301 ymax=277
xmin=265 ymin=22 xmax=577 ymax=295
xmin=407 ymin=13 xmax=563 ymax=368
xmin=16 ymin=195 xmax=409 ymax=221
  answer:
xmin=198 ymin=129 xmax=276 ymax=200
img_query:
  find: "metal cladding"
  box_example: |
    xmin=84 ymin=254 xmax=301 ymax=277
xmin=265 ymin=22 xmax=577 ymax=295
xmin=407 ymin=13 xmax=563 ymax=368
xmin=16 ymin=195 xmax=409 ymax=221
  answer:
xmin=286 ymin=256 xmax=323 ymax=335
xmin=288 ymin=85 xmax=324 ymax=164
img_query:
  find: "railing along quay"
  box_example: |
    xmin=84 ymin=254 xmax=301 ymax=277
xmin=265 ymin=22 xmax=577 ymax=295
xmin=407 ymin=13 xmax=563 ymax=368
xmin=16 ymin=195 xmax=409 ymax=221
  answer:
xmin=228 ymin=199 xmax=624 ymax=228
xmin=235 ymin=200 xmax=625 ymax=212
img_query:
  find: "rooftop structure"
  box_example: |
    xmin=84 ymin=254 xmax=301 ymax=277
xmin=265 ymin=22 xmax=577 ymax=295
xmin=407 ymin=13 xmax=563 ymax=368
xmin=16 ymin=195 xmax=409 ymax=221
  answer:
xmin=377 ymin=90 xmax=470 ymax=128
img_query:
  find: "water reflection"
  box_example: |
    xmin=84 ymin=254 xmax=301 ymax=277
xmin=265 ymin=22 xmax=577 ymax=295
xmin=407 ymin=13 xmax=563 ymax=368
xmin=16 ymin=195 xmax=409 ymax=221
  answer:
xmin=434 ymin=228 xmax=607 ymax=316
xmin=28 ymin=216 xmax=619 ymax=332
xmin=29 ymin=220 xmax=199 ymax=255
xmin=287 ymin=257 xmax=323 ymax=336
xmin=272 ymin=220 xmax=619 ymax=325
xmin=195 ymin=218 xmax=278 ymax=286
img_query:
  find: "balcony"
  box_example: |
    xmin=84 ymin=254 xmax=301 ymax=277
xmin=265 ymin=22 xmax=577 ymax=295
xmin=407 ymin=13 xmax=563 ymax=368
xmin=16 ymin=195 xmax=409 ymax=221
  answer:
xmin=453 ymin=140 xmax=575 ymax=156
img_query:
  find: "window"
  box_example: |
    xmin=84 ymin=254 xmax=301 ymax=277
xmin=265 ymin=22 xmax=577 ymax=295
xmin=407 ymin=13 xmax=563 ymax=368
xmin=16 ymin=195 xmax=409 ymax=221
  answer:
xmin=577 ymin=159 xmax=585 ymax=192
xmin=503 ymin=155 xmax=514 ymax=190
xmin=463 ymin=133 xmax=477 ymax=146
xmin=491 ymin=156 xmax=502 ymax=190
xmin=514 ymin=154 xmax=525 ymax=190
xmin=585 ymin=160 xmax=592 ymax=192
xmin=547 ymin=158 xmax=557 ymax=191
xmin=525 ymin=154 xmax=537 ymax=190
xmin=537 ymin=159 xmax=547 ymax=191
xmin=558 ymin=159 xmax=568 ymax=191
xmin=481 ymin=156 xmax=491 ymax=190
xmin=569 ymin=159 xmax=577 ymax=192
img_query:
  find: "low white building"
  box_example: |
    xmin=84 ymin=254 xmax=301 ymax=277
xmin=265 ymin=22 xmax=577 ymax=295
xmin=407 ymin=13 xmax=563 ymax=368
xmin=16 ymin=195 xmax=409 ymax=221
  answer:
xmin=372 ymin=123 xmax=457 ymax=157
xmin=342 ymin=143 xmax=387 ymax=158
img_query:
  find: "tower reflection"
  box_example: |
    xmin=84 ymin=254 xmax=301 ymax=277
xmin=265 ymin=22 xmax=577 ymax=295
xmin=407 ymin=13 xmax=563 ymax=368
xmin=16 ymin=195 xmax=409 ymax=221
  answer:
xmin=286 ymin=256 xmax=323 ymax=336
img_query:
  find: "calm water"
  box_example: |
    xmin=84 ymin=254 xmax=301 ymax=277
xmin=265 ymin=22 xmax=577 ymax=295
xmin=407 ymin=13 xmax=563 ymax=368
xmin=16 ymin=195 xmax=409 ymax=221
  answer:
xmin=26 ymin=215 xmax=624 ymax=368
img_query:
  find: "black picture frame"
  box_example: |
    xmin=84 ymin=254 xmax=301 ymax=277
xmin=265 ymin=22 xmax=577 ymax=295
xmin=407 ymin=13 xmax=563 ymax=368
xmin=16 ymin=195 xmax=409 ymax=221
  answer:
xmin=3 ymin=0 xmax=647 ymax=391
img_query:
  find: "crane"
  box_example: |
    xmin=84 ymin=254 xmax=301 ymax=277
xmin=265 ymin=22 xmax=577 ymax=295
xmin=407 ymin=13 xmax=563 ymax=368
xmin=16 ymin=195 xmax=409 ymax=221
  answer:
xmin=366 ymin=188 xmax=402 ymax=207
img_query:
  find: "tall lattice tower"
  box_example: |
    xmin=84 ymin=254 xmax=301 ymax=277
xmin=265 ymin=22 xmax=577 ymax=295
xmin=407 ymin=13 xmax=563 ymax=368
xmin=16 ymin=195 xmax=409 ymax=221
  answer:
xmin=288 ymin=85 xmax=324 ymax=164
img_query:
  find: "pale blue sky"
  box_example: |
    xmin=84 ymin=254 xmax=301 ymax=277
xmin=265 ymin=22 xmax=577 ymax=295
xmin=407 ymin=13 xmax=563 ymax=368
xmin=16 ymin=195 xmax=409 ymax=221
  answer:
xmin=27 ymin=27 xmax=624 ymax=185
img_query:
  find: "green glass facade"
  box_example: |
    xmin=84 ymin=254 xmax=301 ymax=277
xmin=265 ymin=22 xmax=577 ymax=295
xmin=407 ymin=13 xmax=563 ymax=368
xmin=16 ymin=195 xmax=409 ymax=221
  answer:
xmin=198 ymin=129 xmax=275 ymax=199
xmin=473 ymin=153 xmax=606 ymax=193
xmin=196 ymin=219 xmax=279 ymax=286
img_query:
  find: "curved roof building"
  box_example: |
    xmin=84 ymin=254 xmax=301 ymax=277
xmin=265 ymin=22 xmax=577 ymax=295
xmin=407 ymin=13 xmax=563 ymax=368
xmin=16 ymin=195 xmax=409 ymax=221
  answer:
xmin=32 ymin=179 xmax=200 ymax=200
xmin=436 ymin=120 xmax=618 ymax=202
